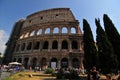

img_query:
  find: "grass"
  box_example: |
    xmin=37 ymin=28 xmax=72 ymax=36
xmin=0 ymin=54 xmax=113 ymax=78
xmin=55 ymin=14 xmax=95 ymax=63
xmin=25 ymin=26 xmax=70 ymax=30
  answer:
xmin=3 ymin=71 xmax=119 ymax=80
xmin=3 ymin=71 xmax=56 ymax=80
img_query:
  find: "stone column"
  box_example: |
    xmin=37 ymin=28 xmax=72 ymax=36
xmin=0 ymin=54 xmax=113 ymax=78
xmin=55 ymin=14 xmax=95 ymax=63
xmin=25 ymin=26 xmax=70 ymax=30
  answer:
xmin=22 ymin=56 xmax=24 ymax=65
xmin=58 ymin=40 xmax=61 ymax=51
xmin=28 ymin=57 xmax=32 ymax=66
xmin=59 ymin=27 xmax=62 ymax=34
xmin=68 ymin=57 xmax=72 ymax=69
xmin=57 ymin=59 xmax=61 ymax=69
xmin=47 ymin=58 xmax=50 ymax=68
xmin=68 ymin=27 xmax=71 ymax=35
xmin=68 ymin=40 xmax=72 ymax=52
xmin=49 ymin=40 xmax=52 ymax=51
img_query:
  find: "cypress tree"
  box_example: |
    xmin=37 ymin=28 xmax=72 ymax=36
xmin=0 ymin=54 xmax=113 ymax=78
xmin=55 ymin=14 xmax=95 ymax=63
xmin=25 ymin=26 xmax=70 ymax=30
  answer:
xmin=103 ymin=14 xmax=120 ymax=69
xmin=83 ymin=19 xmax=98 ymax=71
xmin=95 ymin=19 xmax=118 ymax=74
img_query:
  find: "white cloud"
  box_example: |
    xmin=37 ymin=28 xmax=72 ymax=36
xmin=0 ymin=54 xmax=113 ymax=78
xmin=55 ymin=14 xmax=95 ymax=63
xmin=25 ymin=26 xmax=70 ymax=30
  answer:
xmin=0 ymin=30 xmax=9 ymax=55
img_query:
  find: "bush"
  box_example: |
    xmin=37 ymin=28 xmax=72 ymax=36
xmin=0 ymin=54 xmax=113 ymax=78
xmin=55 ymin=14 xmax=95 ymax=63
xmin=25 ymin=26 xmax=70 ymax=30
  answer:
xmin=56 ymin=68 xmax=80 ymax=79
xmin=44 ymin=68 xmax=55 ymax=75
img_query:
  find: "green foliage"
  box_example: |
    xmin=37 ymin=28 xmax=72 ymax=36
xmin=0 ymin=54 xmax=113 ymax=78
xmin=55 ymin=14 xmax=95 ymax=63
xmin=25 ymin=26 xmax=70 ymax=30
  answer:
xmin=56 ymin=69 xmax=80 ymax=79
xmin=83 ymin=19 xmax=98 ymax=71
xmin=44 ymin=68 xmax=55 ymax=75
xmin=95 ymin=18 xmax=118 ymax=74
xmin=103 ymin=14 xmax=120 ymax=69
xmin=0 ymin=52 xmax=2 ymax=64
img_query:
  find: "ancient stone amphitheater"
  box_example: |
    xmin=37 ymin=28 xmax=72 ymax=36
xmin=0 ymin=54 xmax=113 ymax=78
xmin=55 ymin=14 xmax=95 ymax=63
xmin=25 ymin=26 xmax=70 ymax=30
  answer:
xmin=3 ymin=8 xmax=84 ymax=69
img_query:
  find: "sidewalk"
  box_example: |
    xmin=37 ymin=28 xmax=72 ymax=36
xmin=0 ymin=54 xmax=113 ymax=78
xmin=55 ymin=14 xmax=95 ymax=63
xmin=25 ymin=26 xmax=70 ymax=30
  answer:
xmin=0 ymin=72 xmax=11 ymax=80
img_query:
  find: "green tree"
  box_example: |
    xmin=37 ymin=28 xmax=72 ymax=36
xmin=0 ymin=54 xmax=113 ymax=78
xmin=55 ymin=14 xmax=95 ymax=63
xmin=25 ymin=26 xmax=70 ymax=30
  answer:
xmin=83 ymin=19 xmax=98 ymax=71
xmin=95 ymin=19 xmax=118 ymax=74
xmin=0 ymin=52 xmax=2 ymax=64
xmin=103 ymin=14 xmax=120 ymax=69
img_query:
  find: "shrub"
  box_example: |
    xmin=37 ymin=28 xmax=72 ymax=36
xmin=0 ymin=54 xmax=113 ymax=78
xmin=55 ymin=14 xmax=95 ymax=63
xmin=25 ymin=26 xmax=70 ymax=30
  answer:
xmin=56 ymin=68 xmax=80 ymax=79
xmin=44 ymin=68 xmax=55 ymax=74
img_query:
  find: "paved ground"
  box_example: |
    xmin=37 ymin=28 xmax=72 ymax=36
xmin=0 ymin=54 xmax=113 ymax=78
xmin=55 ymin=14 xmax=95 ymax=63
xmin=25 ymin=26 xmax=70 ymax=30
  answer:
xmin=0 ymin=71 xmax=11 ymax=80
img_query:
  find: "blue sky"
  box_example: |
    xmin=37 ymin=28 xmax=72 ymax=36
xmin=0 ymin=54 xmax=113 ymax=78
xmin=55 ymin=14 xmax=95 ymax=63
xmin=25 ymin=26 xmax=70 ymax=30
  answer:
xmin=0 ymin=0 xmax=120 ymax=54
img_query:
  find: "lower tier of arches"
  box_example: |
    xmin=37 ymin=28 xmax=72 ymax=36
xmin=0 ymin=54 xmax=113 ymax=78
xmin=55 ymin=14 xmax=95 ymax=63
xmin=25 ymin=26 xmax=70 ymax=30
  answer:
xmin=13 ymin=54 xmax=84 ymax=70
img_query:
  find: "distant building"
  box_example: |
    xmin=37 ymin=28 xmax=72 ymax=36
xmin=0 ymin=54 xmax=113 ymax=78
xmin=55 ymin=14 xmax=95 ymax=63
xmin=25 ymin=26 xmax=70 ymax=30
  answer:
xmin=3 ymin=8 xmax=84 ymax=69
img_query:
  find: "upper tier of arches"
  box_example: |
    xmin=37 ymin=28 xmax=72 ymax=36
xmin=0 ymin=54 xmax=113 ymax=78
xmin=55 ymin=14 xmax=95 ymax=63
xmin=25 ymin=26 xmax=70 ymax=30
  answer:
xmin=20 ymin=26 xmax=79 ymax=39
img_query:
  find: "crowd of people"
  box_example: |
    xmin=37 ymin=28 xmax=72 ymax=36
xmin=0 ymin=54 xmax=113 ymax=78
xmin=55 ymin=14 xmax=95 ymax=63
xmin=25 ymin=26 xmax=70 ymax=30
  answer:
xmin=1 ymin=64 xmax=120 ymax=80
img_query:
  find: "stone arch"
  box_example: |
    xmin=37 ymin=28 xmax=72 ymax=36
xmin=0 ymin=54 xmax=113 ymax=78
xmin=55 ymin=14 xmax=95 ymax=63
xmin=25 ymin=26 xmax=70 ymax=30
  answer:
xmin=17 ymin=58 xmax=22 ymax=63
xmin=30 ymin=30 xmax=35 ymax=36
xmin=61 ymin=58 xmax=68 ymax=68
xmin=24 ymin=32 xmax=29 ymax=38
xmin=62 ymin=40 xmax=68 ymax=49
xmin=13 ymin=58 xmax=17 ymax=62
xmin=41 ymin=58 xmax=47 ymax=69
xmin=37 ymin=29 xmax=42 ymax=35
xmin=53 ymin=27 xmax=59 ymax=34
xmin=34 ymin=41 xmax=40 ymax=50
xmin=45 ymin=28 xmax=50 ymax=34
xmin=24 ymin=58 xmax=29 ymax=69
xmin=31 ymin=57 xmax=37 ymax=68
xmin=52 ymin=40 xmax=58 ymax=49
xmin=72 ymin=58 xmax=79 ymax=68
xmin=43 ymin=41 xmax=49 ymax=49
xmin=72 ymin=40 xmax=78 ymax=49
xmin=16 ymin=44 xmax=20 ymax=52
xmin=21 ymin=43 xmax=26 ymax=51
xmin=62 ymin=27 xmax=68 ymax=33
xmin=27 ymin=42 xmax=32 ymax=50
xmin=50 ymin=58 xmax=57 ymax=69
xmin=20 ymin=34 xmax=24 ymax=39
xmin=71 ymin=27 xmax=76 ymax=34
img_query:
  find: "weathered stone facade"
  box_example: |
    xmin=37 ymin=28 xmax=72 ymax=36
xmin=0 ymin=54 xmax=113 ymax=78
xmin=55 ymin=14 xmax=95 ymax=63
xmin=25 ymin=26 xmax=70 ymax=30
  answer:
xmin=6 ymin=8 xmax=84 ymax=69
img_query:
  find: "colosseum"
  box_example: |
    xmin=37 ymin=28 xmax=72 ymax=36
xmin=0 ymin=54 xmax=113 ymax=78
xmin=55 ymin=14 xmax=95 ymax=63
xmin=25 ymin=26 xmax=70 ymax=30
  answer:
xmin=3 ymin=8 xmax=84 ymax=69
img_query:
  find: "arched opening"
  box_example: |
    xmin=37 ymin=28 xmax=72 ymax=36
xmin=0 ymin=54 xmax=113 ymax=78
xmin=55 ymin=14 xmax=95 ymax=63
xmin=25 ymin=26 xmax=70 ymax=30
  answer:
xmin=30 ymin=31 xmax=35 ymax=36
xmin=72 ymin=58 xmax=79 ymax=68
xmin=24 ymin=32 xmax=29 ymax=38
xmin=43 ymin=41 xmax=49 ymax=49
xmin=27 ymin=42 xmax=32 ymax=50
xmin=37 ymin=29 xmax=42 ymax=35
xmin=13 ymin=58 xmax=16 ymax=62
xmin=17 ymin=58 xmax=22 ymax=63
xmin=50 ymin=58 xmax=57 ymax=69
xmin=52 ymin=40 xmax=58 ymax=49
xmin=72 ymin=40 xmax=78 ymax=49
xmin=71 ymin=27 xmax=76 ymax=34
xmin=62 ymin=40 xmax=68 ymax=49
xmin=31 ymin=58 xmax=37 ymax=68
xmin=34 ymin=41 xmax=40 ymax=50
xmin=24 ymin=58 xmax=29 ymax=69
xmin=53 ymin=27 xmax=59 ymax=34
xmin=61 ymin=58 xmax=68 ymax=68
xmin=45 ymin=28 xmax=50 ymax=34
xmin=41 ymin=58 xmax=47 ymax=69
xmin=21 ymin=43 xmax=25 ymax=51
xmin=62 ymin=27 xmax=67 ymax=33
xmin=16 ymin=44 xmax=20 ymax=52
xmin=20 ymin=34 xmax=24 ymax=39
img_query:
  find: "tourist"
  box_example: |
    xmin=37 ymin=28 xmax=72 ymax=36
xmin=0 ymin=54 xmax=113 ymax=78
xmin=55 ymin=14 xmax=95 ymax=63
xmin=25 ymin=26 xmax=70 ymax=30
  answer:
xmin=29 ymin=66 xmax=32 ymax=71
xmin=15 ymin=65 xmax=19 ymax=71
xmin=106 ymin=74 xmax=111 ymax=80
xmin=90 ymin=66 xmax=100 ymax=80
